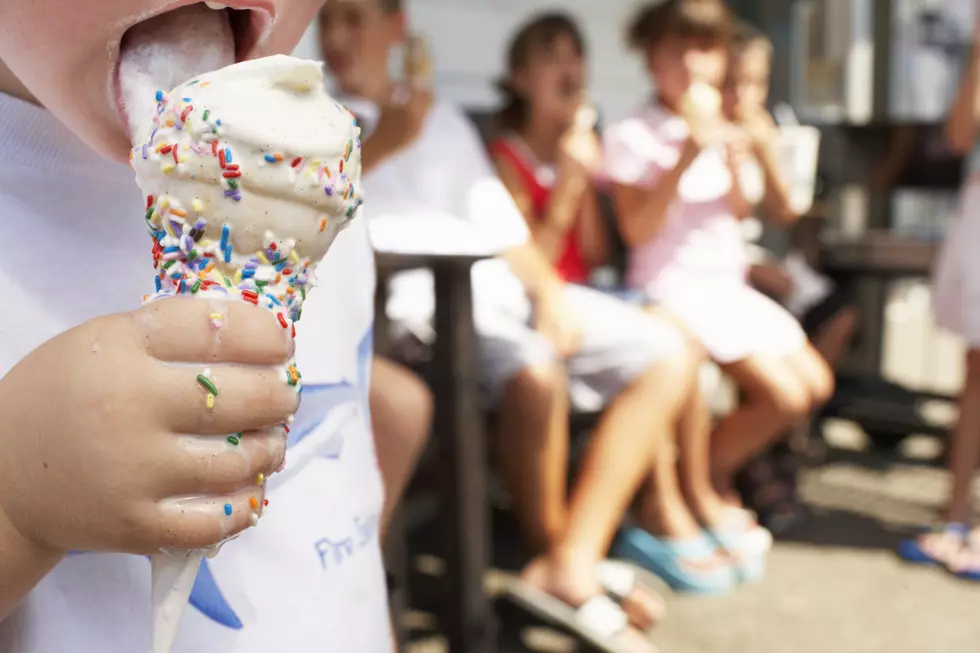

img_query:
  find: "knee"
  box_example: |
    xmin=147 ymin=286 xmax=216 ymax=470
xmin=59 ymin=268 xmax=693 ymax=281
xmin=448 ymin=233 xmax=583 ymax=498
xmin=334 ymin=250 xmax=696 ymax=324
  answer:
xmin=399 ymin=371 xmax=434 ymax=450
xmin=635 ymin=320 xmax=706 ymax=388
xmin=758 ymin=379 xmax=812 ymax=423
xmin=502 ymin=363 xmax=564 ymax=413
xmin=805 ymin=355 xmax=836 ymax=407
xmin=370 ymin=359 xmax=433 ymax=454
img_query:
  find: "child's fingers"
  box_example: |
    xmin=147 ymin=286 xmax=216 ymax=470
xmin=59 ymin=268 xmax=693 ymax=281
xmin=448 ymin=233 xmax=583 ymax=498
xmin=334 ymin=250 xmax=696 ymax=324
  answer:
xmin=157 ymin=363 xmax=300 ymax=435
xmin=136 ymin=297 xmax=294 ymax=365
xmin=156 ymin=427 xmax=287 ymax=497
xmin=149 ymin=486 xmax=268 ymax=551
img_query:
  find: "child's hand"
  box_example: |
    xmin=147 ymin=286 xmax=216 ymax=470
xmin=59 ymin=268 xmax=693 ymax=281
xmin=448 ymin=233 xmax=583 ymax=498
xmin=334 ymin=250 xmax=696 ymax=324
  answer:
xmin=724 ymin=128 xmax=754 ymax=171
xmin=0 ymin=298 xmax=297 ymax=558
xmin=371 ymin=89 xmax=434 ymax=157
xmin=737 ymin=105 xmax=777 ymax=152
xmin=534 ymin=284 xmax=583 ymax=358
xmin=558 ymin=125 xmax=602 ymax=179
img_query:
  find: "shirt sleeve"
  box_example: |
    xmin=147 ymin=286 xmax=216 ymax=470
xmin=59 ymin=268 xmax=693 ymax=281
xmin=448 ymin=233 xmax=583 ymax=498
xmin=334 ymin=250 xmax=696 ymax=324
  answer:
xmin=445 ymin=106 xmax=530 ymax=251
xmin=602 ymin=118 xmax=674 ymax=187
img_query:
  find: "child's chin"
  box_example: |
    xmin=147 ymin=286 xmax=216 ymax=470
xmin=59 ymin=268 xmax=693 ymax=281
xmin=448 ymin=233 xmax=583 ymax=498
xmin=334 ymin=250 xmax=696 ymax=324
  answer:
xmin=70 ymin=113 xmax=134 ymax=164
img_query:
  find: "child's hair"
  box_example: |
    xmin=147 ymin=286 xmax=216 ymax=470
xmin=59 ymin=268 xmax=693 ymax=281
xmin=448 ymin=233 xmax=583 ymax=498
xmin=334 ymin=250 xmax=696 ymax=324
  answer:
xmin=627 ymin=0 xmax=733 ymax=52
xmin=381 ymin=0 xmax=402 ymax=12
xmin=731 ymin=19 xmax=773 ymax=58
xmin=496 ymin=11 xmax=585 ymax=132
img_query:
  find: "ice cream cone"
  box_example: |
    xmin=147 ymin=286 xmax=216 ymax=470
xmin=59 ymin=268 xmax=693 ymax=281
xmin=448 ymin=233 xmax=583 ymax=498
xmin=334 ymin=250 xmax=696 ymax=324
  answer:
xmin=404 ymin=34 xmax=433 ymax=90
xmin=149 ymin=550 xmax=205 ymax=653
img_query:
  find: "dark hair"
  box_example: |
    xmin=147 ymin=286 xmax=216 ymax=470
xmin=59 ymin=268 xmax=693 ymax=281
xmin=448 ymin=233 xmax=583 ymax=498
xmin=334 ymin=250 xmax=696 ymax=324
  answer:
xmin=380 ymin=0 xmax=402 ymax=12
xmin=496 ymin=12 xmax=585 ymax=132
xmin=627 ymin=0 xmax=733 ymax=52
xmin=731 ymin=19 xmax=772 ymax=56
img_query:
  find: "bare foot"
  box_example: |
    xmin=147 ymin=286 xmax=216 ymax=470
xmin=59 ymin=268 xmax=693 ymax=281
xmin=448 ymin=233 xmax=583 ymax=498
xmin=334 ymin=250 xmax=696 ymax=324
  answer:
xmin=916 ymin=528 xmax=966 ymax=565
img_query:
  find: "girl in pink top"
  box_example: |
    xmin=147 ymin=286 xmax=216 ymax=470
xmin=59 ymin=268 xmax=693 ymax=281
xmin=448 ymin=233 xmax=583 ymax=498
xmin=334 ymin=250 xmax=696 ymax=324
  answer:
xmin=604 ymin=0 xmax=834 ymax=510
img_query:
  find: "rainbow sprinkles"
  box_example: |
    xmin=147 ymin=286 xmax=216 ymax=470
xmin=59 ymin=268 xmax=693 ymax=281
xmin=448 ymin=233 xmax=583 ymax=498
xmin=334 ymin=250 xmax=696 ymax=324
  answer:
xmin=132 ymin=81 xmax=363 ymax=324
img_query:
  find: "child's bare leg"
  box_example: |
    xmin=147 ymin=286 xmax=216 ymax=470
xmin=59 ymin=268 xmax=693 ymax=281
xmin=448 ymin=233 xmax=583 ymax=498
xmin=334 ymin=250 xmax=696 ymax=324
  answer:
xmin=783 ymin=343 xmax=836 ymax=408
xmin=810 ymin=306 xmax=859 ymax=369
xmin=675 ymin=377 xmax=730 ymax=525
xmin=945 ymin=349 xmax=980 ymax=524
xmin=711 ymin=355 xmax=812 ymax=500
xmin=370 ymin=356 xmax=433 ymax=536
xmin=494 ymin=364 xmax=570 ymax=555
xmin=527 ymin=349 xmax=696 ymax=614
xmin=909 ymin=349 xmax=980 ymax=562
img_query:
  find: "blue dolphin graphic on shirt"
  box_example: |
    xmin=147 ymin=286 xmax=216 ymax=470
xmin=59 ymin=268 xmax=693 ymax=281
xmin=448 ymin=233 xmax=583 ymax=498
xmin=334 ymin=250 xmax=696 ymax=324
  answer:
xmin=287 ymin=324 xmax=373 ymax=451
xmin=71 ymin=325 xmax=374 ymax=631
xmin=188 ymin=557 xmax=243 ymax=629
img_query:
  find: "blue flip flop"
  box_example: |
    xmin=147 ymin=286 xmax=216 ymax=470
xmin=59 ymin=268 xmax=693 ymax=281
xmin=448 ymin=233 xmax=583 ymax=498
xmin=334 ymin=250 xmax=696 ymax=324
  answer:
xmin=611 ymin=526 xmax=737 ymax=595
xmin=897 ymin=523 xmax=968 ymax=566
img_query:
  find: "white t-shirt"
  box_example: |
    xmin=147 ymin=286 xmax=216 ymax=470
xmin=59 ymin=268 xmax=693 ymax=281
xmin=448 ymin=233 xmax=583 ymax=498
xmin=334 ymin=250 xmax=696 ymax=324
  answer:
xmin=341 ymin=96 xmax=530 ymax=334
xmin=0 ymin=94 xmax=392 ymax=653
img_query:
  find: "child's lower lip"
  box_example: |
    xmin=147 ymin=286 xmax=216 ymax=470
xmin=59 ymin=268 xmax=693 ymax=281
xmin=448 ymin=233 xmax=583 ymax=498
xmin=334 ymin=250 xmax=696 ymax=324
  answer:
xmin=112 ymin=64 xmax=131 ymax=142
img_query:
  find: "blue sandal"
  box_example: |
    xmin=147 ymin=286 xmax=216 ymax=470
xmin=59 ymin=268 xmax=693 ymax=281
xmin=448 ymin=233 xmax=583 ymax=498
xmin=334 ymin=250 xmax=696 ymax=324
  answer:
xmin=897 ymin=523 xmax=968 ymax=566
xmin=611 ymin=526 xmax=737 ymax=595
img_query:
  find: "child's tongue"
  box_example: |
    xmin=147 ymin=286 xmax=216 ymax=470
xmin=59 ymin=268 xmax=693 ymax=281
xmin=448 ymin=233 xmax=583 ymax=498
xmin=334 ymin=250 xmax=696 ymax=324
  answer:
xmin=119 ymin=3 xmax=235 ymax=140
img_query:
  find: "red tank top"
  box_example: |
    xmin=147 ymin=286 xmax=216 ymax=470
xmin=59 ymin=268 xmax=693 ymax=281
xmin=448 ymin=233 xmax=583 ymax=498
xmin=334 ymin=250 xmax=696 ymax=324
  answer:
xmin=490 ymin=138 xmax=590 ymax=284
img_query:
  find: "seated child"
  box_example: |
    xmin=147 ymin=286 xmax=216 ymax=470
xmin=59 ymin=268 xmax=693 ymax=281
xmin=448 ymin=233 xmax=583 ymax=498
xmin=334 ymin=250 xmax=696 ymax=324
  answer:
xmin=603 ymin=0 xmax=835 ymax=514
xmin=723 ymin=21 xmax=858 ymax=534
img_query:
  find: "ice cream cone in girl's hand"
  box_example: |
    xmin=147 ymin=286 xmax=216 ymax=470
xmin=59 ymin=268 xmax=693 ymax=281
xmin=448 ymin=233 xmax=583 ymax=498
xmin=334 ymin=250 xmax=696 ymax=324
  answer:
xmin=404 ymin=34 xmax=433 ymax=90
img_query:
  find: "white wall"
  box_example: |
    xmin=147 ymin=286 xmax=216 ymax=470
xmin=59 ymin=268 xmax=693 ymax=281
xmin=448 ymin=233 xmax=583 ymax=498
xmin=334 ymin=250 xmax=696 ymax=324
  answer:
xmin=293 ymin=0 xmax=653 ymax=124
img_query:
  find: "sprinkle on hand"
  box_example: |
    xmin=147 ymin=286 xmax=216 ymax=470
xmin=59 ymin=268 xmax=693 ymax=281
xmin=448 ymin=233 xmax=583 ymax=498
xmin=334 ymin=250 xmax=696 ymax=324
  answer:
xmin=197 ymin=370 xmax=218 ymax=410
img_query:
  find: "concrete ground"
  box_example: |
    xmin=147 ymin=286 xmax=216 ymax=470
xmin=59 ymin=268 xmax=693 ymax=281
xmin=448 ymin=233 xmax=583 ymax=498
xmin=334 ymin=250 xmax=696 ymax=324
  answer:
xmin=647 ymin=422 xmax=980 ymax=653
xmin=407 ymin=422 xmax=980 ymax=653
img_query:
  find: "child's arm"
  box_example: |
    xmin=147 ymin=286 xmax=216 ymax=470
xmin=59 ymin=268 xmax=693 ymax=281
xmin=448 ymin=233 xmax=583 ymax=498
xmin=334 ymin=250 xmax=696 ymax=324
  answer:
xmin=748 ymin=261 xmax=794 ymax=302
xmin=499 ymin=242 xmax=581 ymax=356
xmin=0 ymin=511 xmax=62 ymax=620
xmin=611 ymin=138 xmax=701 ymax=247
xmin=576 ymin=187 xmax=609 ymax=270
xmin=745 ymin=113 xmax=796 ymax=224
xmin=0 ymin=300 xmax=295 ymax=619
xmin=724 ymin=133 xmax=756 ymax=220
xmin=946 ymin=42 xmax=980 ymax=155
xmin=360 ymin=90 xmax=434 ymax=174
xmin=492 ymin=150 xmax=589 ymax=263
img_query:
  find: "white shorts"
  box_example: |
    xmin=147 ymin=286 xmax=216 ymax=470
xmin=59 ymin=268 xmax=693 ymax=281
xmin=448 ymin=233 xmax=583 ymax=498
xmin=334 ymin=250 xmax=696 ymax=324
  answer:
xmin=655 ymin=278 xmax=806 ymax=364
xmin=933 ymin=181 xmax=980 ymax=346
xmin=385 ymin=262 xmax=686 ymax=411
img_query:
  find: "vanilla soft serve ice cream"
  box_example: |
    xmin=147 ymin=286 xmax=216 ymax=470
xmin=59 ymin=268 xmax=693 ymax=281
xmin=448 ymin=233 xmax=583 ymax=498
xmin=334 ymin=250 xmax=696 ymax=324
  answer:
xmin=133 ymin=55 xmax=363 ymax=313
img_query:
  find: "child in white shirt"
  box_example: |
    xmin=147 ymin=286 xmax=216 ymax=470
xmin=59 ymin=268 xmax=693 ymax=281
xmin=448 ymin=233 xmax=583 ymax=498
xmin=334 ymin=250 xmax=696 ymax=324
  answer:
xmin=0 ymin=2 xmax=392 ymax=651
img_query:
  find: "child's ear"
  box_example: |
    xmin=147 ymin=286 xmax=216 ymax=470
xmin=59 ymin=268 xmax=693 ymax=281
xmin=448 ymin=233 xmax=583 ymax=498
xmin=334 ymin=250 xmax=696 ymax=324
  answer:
xmin=389 ymin=10 xmax=408 ymax=45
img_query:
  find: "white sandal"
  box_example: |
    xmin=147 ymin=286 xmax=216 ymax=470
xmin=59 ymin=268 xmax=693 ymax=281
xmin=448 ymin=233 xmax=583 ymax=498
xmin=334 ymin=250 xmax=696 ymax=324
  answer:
xmin=505 ymin=578 xmax=659 ymax=653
